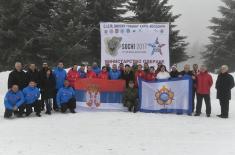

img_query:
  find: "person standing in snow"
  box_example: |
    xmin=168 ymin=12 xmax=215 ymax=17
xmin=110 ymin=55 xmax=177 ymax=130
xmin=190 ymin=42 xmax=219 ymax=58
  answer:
xmin=156 ymin=65 xmax=170 ymax=80
xmin=4 ymin=85 xmax=25 ymax=118
xmin=145 ymin=66 xmax=156 ymax=81
xmin=170 ymin=64 xmax=179 ymax=78
xmin=53 ymin=62 xmax=67 ymax=111
xmin=121 ymin=64 xmax=135 ymax=87
xmin=66 ymin=64 xmax=80 ymax=88
xmin=87 ymin=65 xmax=97 ymax=79
xmin=40 ymin=69 xmax=56 ymax=115
xmin=195 ymin=65 xmax=213 ymax=117
xmin=23 ymin=81 xmax=41 ymax=117
xmin=216 ymin=65 xmax=235 ymax=118
xmin=98 ymin=66 xmax=109 ymax=80
xmin=8 ymin=62 xmax=28 ymax=90
xmin=92 ymin=62 xmax=101 ymax=76
xmin=56 ymin=80 xmax=76 ymax=113
xmin=109 ymin=64 xmax=121 ymax=80
xmin=26 ymin=63 xmax=40 ymax=87
xmin=78 ymin=64 xmax=87 ymax=78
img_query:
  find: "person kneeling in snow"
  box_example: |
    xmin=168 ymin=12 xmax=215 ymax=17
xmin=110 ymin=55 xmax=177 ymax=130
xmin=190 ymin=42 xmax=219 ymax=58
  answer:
xmin=23 ymin=81 xmax=41 ymax=117
xmin=56 ymin=80 xmax=76 ymax=113
xmin=122 ymin=81 xmax=139 ymax=113
xmin=4 ymin=84 xmax=25 ymax=118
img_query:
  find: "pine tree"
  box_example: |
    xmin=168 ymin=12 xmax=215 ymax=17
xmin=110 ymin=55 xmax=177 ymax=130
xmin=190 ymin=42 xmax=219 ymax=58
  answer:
xmin=128 ymin=0 xmax=189 ymax=65
xmin=203 ymin=0 xmax=235 ymax=72
xmin=83 ymin=0 xmax=127 ymax=64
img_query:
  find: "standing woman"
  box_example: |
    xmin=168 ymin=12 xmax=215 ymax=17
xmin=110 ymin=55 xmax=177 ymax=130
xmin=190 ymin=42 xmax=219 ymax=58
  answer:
xmin=41 ymin=69 xmax=56 ymax=114
xmin=216 ymin=65 xmax=234 ymax=118
xmin=156 ymin=65 xmax=170 ymax=80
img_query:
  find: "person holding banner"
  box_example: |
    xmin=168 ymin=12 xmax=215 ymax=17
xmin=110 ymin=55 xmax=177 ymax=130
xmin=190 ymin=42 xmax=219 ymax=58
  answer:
xmin=87 ymin=65 xmax=97 ymax=79
xmin=67 ymin=64 xmax=80 ymax=88
xmin=195 ymin=65 xmax=213 ymax=117
xmin=121 ymin=64 xmax=135 ymax=87
xmin=216 ymin=65 xmax=235 ymax=118
xmin=170 ymin=64 xmax=179 ymax=78
xmin=109 ymin=64 xmax=121 ymax=80
xmin=98 ymin=66 xmax=109 ymax=80
xmin=122 ymin=81 xmax=138 ymax=113
xmin=134 ymin=64 xmax=145 ymax=86
xmin=78 ymin=64 xmax=87 ymax=78
xmin=156 ymin=65 xmax=170 ymax=80
xmin=145 ymin=66 xmax=156 ymax=81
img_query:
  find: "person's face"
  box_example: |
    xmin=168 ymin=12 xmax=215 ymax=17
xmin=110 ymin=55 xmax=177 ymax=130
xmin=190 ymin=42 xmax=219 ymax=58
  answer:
xmin=161 ymin=66 xmax=166 ymax=72
xmin=129 ymin=83 xmax=134 ymax=88
xmin=172 ymin=67 xmax=177 ymax=71
xmin=119 ymin=63 xmax=124 ymax=68
xmin=64 ymin=81 xmax=70 ymax=87
xmin=93 ymin=63 xmax=97 ymax=67
xmin=43 ymin=64 xmax=48 ymax=68
xmin=144 ymin=63 xmax=149 ymax=69
xmin=29 ymin=64 xmax=36 ymax=70
xmin=138 ymin=65 xmax=142 ymax=71
xmin=112 ymin=64 xmax=117 ymax=70
xmin=125 ymin=66 xmax=130 ymax=71
xmin=184 ymin=65 xmax=190 ymax=72
xmin=46 ymin=70 xmax=51 ymax=76
xmin=15 ymin=63 xmax=22 ymax=71
xmin=73 ymin=65 xmax=78 ymax=70
xmin=12 ymin=85 xmax=19 ymax=93
xmin=58 ymin=63 xmax=64 ymax=68
xmin=102 ymin=67 xmax=107 ymax=72
xmin=150 ymin=68 xmax=155 ymax=73
xmin=193 ymin=64 xmax=198 ymax=71
xmin=87 ymin=66 xmax=92 ymax=71
xmin=80 ymin=66 xmax=85 ymax=71
xmin=29 ymin=81 xmax=36 ymax=87
xmin=221 ymin=66 xmax=227 ymax=73
xmin=200 ymin=66 xmax=206 ymax=72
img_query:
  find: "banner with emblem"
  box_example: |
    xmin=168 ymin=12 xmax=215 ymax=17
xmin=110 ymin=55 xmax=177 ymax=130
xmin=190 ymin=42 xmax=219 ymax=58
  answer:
xmin=74 ymin=79 xmax=126 ymax=111
xmin=100 ymin=22 xmax=170 ymax=69
xmin=139 ymin=77 xmax=193 ymax=115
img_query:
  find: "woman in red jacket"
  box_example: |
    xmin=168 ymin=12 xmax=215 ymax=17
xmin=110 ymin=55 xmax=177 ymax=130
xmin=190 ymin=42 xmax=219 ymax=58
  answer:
xmin=195 ymin=65 xmax=213 ymax=117
xmin=66 ymin=64 xmax=80 ymax=88
xmin=87 ymin=65 xmax=97 ymax=79
xmin=145 ymin=66 xmax=156 ymax=81
xmin=134 ymin=64 xmax=145 ymax=87
xmin=98 ymin=66 xmax=109 ymax=80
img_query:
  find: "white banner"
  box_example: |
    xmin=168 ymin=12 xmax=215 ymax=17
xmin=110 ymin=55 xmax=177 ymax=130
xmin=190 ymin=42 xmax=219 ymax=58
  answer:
xmin=100 ymin=22 xmax=170 ymax=69
xmin=140 ymin=78 xmax=192 ymax=114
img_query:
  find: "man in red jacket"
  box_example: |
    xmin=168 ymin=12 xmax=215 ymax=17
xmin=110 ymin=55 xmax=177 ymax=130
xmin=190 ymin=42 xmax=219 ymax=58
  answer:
xmin=66 ymin=64 xmax=80 ymax=88
xmin=87 ymin=65 xmax=97 ymax=79
xmin=195 ymin=65 xmax=213 ymax=117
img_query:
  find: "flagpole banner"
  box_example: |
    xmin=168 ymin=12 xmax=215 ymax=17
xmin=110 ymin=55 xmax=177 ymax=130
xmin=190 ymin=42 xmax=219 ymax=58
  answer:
xmin=139 ymin=77 xmax=193 ymax=114
xmin=74 ymin=79 xmax=126 ymax=111
xmin=100 ymin=22 xmax=170 ymax=69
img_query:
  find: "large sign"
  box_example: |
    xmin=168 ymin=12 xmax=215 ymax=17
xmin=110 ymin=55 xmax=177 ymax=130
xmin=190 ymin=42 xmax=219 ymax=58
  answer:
xmin=100 ymin=22 xmax=170 ymax=69
xmin=139 ymin=77 xmax=193 ymax=115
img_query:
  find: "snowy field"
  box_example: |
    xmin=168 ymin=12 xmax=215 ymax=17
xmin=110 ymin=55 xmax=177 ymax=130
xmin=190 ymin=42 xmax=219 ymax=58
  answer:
xmin=0 ymin=71 xmax=235 ymax=155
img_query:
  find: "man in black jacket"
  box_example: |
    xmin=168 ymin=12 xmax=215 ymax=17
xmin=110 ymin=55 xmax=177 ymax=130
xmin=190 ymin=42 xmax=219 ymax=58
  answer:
xmin=26 ymin=64 xmax=40 ymax=87
xmin=8 ymin=62 xmax=27 ymax=90
xmin=216 ymin=65 xmax=235 ymax=118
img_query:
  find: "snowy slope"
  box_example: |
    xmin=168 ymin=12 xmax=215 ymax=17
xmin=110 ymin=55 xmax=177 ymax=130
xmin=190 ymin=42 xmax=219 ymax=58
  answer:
xmin=0 ymin=71 xmax=235 ymax=155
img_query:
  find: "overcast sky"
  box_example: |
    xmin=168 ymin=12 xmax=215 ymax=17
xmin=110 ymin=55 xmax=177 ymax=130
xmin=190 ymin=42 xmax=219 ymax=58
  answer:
xmin=169 ymin=0 xmax=223 ymax=45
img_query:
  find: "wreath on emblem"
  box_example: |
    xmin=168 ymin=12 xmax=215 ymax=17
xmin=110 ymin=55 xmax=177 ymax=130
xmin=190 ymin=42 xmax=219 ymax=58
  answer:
xmin=155 ymin=86 xmax=174 ymax=106
xmin=104 ymin=36 xmax=122 ymax=56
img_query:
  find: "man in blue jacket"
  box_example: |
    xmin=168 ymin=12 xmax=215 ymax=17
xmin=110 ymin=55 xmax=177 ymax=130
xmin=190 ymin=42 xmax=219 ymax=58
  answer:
xmin=109 ymin=64 xmax=121 ymax=80
xmin=53 ymin=62 xmax=67 ymax=111
xmin=78 ymin=64 xmax=87 ymax=78
xmin=92 ymin=62 xmax=101 ymax=76
xmin=23 ymin=81 xmax=41 ymax=117
xmin=4 ymin=84 xmax=25 ymax=118
xmin=56 ymin=80 xmax=76 ymax=113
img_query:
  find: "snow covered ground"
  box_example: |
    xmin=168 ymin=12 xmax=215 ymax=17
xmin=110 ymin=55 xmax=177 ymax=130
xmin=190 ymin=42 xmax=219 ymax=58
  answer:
xmin=0 ymin=71 xmax=235 ymax=155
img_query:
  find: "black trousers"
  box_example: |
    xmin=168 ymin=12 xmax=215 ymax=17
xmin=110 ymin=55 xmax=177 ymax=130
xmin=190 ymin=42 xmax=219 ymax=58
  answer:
xmin=219 ymin=99 xmax=230 ymax=117
xmin=25 ymin=100 xmax=41 ymax=116
xmin=196 ymin=94 xmax=211 ymax=115
xmin=53 ymin=90 xmax=58 ymax=110
xmin=61 ymin=98 xmax=76 ymax=113
xmin=4 ymin=105 xmax=25 ymax=118
xmin=45 ymin=98 xmax=53 ymax=113
xmin=126 ymin=99 xmax=139 ymax=112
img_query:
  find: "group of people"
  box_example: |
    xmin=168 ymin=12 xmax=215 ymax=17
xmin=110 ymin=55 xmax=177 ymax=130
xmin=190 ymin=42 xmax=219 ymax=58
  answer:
xmin=4 ymin=61 xmax=234 ymax=119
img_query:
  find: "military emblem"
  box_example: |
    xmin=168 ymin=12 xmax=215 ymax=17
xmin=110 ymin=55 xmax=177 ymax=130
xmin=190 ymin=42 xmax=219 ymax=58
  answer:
xmin=86 ymin=84 xmax=101 ymax=108
xmin=155 ymin=86 xmax=174 ymax=106
xmin=148 ymin=37 xmax=166 ymax=56
xmin=104 ymin=36 xmax=122 ymax=56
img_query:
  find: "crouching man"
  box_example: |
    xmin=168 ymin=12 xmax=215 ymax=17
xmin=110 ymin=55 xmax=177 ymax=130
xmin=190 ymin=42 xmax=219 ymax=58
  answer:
xmin=23 ymin=81 xmax=41 ymax=117
xmin=122 ymin=81 xmax=139 ymax=113
xmin=4 ymin=85 xmax=25 ymax=118
xmin=56 ymin=80 xmax=76 ymax=113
